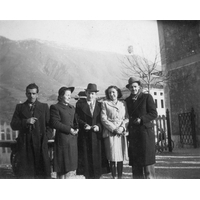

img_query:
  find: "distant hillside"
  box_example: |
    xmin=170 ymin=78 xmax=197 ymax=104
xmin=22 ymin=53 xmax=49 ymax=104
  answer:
xmin=0 ymin=36 xmax=128 ymax=122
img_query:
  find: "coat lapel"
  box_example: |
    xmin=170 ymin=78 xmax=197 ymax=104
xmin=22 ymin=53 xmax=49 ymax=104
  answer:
xmin=81 ymin=99 xmax=93 ymax=117
xmin=106 ymin=101 xmax=121 ymax=112
xmin=21 ymin=100 xmax=43 ymax=119
xmin=92 ymin=101 xmax=101 ymax=118
xmin=127 ymin=93 xmax=145 ymax=116
xmin=57 ymin=102 xmax=71 ymax=110
xmin=57 ymin=102 xmax=74 ymax=118
xmin=33 ymin=101 xmax=43 ymax=119
xmin=80 ymin=99 xmax=101 ymax=118
xmin=21 ymin=102 xmax=32 ymax=118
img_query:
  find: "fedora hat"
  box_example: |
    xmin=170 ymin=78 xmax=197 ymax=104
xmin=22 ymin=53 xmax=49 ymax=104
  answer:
xmin=126 ymin=77 xmax=141 ymax=88
xmin=58 ymin=86 xmax=75 ymax=96
xmin=85 ymin=83 xmax=99 ymax=92
xmin=78 ymin=91 xmax=86 ymax=97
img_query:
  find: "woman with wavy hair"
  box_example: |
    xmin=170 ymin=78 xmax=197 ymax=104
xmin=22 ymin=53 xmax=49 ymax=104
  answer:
xmin=101 ymin=85 xmax=129 ymax=179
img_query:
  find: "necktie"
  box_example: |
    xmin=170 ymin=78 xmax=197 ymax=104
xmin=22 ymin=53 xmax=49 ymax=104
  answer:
xmin=29 ymin=103 xmax=35 ymax=117
xmin=28 ymin=103 xmax=35 ymax=131
xmin=89 ymin=102 xmax=94 ymax=115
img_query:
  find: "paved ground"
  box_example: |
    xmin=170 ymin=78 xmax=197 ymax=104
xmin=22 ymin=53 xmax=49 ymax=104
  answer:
xmin=154 ymin=148 xmax=200 ymax=179
xmin=102 ymin=148 xmax=200 ymax=179
xmin=0 ymin=147 xmax=199 ymax=179
xmin=0 ymin=164 xmax=15 ymax=179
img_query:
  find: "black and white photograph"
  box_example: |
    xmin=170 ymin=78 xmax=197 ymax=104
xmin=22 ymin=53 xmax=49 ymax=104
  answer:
xmin=0 ymin=1 xmax=199 ymax=200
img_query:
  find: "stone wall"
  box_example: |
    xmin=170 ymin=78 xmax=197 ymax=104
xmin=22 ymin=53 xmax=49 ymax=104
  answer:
xmin=158 ymin=20 xmax=200 ymax=65
xmin=157 ymin=20 xmax=200 ymax=147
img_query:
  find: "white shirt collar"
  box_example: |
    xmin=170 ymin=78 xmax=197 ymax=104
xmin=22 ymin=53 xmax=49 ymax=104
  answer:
xmin=87 ymin=100 xmax=96 ymax=105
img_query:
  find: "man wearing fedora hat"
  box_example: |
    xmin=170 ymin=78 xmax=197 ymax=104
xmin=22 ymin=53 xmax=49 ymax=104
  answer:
xmin=125 ymin=77 xmax=157 ymax=179
xmin=76 ymin=83 xmax=109 ymax=179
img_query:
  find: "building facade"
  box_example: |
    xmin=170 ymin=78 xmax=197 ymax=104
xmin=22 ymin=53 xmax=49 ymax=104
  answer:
xmin=149 ymin=88 xmax=165 ymax=116
xmin=157 ymin=20 xmax=200 ymax=147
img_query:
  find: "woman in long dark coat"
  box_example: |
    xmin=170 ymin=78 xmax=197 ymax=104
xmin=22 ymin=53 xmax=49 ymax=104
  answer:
xmin=76 ymin=83 xmax=109 ymax=179
xmin=50 ymin=86 xmax=79 ymax=179
xmin=125 ymin=77 xmax=158 ymax=179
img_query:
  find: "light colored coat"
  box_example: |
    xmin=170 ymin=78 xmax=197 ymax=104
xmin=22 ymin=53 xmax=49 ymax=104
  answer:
xmin=101 ymin=100 xmax=129 ymax=138
xmin=101 ymin=100 xmax=129 ymax=161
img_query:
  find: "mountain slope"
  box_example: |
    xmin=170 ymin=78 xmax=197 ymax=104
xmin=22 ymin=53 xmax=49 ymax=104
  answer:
xmin=0 ymin=36 xmax=126 ymax=122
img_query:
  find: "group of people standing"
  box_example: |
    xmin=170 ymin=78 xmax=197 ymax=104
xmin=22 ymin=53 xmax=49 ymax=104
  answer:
xmin=10 ymin=77 xmax=157 ymax=179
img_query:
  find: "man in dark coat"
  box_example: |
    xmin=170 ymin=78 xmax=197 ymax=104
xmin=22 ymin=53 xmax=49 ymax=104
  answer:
xmin=125 ymin=77 xmax=158 ymax=179
xmin=76 ymin=83 xmax=109 ymax=179
xmin=10 ymin=83 xmax=52 ymax=178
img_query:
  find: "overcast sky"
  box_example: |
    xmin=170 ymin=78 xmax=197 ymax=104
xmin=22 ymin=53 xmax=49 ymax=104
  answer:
xmin=0 ymin=20 xmax=159 ymax=61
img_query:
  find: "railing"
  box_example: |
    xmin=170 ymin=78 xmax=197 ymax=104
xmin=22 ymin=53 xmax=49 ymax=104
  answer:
xmin=0 ymin=110 xmax=174 ymax=177
xmin=0 ymin=121 xmax=18 ymax=155
xmin=0 ymin=108 xmax=174 ymax=164
xmin=178 ymin=108 xmax=197 ymax=148
xmin=1 ymin=109 xmax=174 ymax=155
xmin=153 ymin=109 xmax=173 ymax=153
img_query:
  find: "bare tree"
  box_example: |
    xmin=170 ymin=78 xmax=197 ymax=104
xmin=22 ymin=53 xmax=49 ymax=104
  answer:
xmin=121 ymin=46 xmax=169 ymax=93
xmin=121 ymin=46 xmax=192 ymax=94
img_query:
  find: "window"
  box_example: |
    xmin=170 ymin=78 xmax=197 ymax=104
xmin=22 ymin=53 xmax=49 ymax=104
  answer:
xmin=6 ymin=133 xmax=11 ymax=140
xmin=2 ymin=147 xmax=6 ymax=153
xmin=155 ymin=99 xmax=158 ymax=108
xmin=6 ymin=129 xmax=11 ymax=140
xmin=161 ymin=100 xmax=164 ymax=108
xmin=12 ymin=132 xmax=16 ymax=140
xmin=1 ymin=133 xmax=5 ymax=140
xmin=154 ymin=92 xmax=157 ymax=95
xmin=160 ymin=92 xmax=163 ymax=96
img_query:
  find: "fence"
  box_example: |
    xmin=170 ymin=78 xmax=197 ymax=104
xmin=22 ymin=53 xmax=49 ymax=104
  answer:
xmin=0 ymin=110 xmax=173 ymax=164
xmin=0 ymin=121 xmax=18 ymax=155
xmin=153 ymin=109 xmax=173 ymax=152
xmin=178 ymin=108 xmax=197 ymax=148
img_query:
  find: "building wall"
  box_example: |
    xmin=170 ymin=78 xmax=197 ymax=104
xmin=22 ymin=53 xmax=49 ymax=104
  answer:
xmin=157 ymin=20 xmax=200 ymax=147
xmin=148 ymin=88 xmax=165 ymax=116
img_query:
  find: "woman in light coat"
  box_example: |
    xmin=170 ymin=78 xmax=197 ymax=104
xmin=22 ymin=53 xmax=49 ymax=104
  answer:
xmin=101 ymin=85 xmax=129 ymax=179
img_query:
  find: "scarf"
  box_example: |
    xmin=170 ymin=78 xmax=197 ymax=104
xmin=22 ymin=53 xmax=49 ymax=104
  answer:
xmin=132 ymin=90 xmax=141 ymax=102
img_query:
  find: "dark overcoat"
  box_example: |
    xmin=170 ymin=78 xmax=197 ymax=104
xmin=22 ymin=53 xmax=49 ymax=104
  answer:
xmin=10 ymin=100 xmax=52 ymax=178
xmin=76 ymin=99 xmax=109 ymax=178
xmin=50 ymin=102 xmax=78 ymax=174
xmin=125 ymin=92 xmax=157 ymax=166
